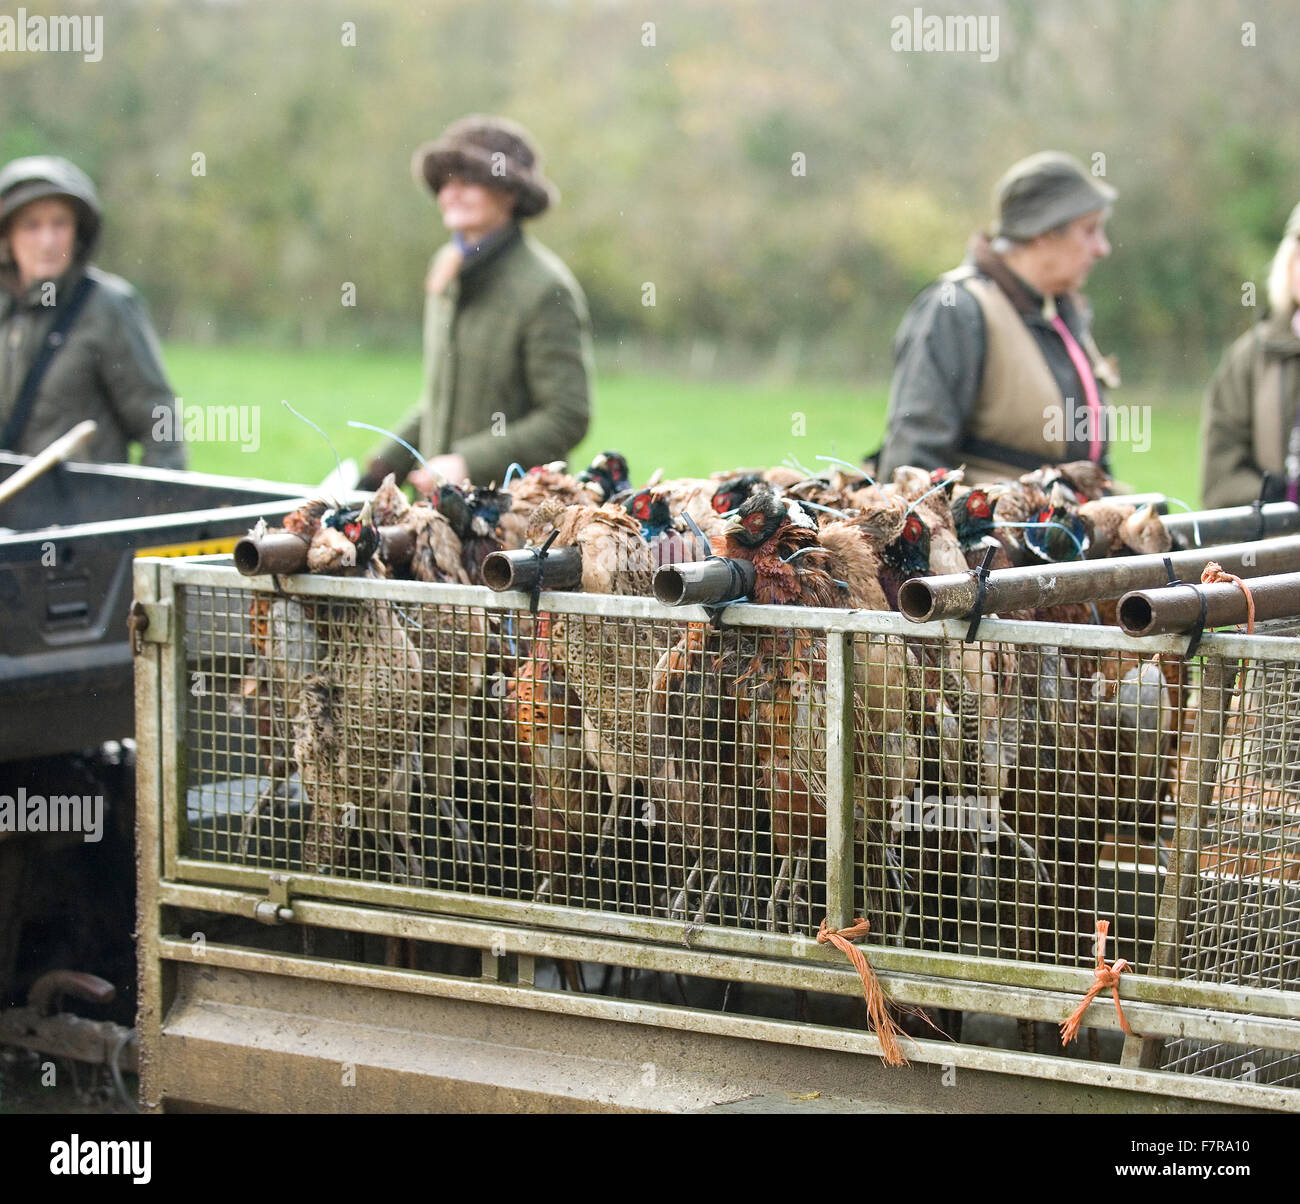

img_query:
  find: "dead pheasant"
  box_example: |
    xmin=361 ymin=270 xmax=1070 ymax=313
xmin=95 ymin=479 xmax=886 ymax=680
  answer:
xmin=525 ymin=498 xmax=654 ymax=596
xmin=368 ymin=474 xmax=469 ymax=584
xmin=505 ymin=615 xmax=613 ymax=903
xmin=499 ymin=462 xmax=603 ymax=550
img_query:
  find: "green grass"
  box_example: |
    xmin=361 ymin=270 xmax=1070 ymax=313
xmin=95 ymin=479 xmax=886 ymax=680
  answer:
xmin=162 ymin=342 xmax=1206 ymax=500
xmin=163 ymin=343 xmax=422 ymax=484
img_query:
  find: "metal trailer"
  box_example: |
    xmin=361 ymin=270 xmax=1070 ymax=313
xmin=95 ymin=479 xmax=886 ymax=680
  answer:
xmin=132 ymin=557 xmax=1300 ymax=1113
xmin=0 ymin=454 xmax=309 ymax=761
xmin=0 ymin=458 xmax=309 ymax=1091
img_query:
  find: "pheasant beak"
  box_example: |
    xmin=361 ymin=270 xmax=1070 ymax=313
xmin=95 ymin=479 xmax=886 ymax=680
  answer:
xmin=357 ymin=500 xmax=373 ymax=528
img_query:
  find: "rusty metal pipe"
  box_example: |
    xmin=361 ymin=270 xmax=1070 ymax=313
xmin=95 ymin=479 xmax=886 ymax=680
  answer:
xmin=898 ymin=534 xmax=1300 ymax=623
xmin=1118 ymin=570 xmax=1300 ymax=637
xmin=653 ymin=557 xmax=757 ymax=606
xmin=233 ymin=525 xmax=414 ymax=576
xmin=482 ymin=544 xmax=584 ymax=593
xmin=1161 ymin=501 xmax=1300 ymax=545
xmin=233 ymin=531 xmax=307 ymax=575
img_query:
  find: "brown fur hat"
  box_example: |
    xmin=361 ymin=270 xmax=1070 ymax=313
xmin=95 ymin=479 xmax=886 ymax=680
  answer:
xmin=412 ymin=115 xmax=557 ymax=219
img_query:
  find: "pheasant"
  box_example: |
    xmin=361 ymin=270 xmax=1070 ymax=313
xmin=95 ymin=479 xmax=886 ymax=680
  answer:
xmin=1078 ymin=497 xmax=1132 ymax=558
xmin=636 ymin=476 xmax=729 ymax=550
xmin=525 ymin=498 xmax=654 ymax=596
xmin=498 ymin=462 xmax=603 ymax=550
xmin=261 ymin=495 xmax=381 ymax=576
xmin=625 ymin=487 xmax=702 ymax=568
xmin=576 ymin=450 xmax=631 ymax=502
xmin=709 ymin=471 xmax=766 ymax=516
xmin=367 ymin=474 xmax=469 ymax=584
xmin=505 ymin=615 xmax=614 ymax=904
xmin=291 ymin=596 xmax=424 ymax=882
xmin=1120 ymin=503 xmax=1172 ymax=555
xmin=950 ymin=486 xmax=1017 ymax=572
xmin=244 ymin=581 xmax=427 ymax=883
xmin=784 ymin=471 xmax=858 ymax=516
xmin=877 ymin=511 xmax=932 ymax=611
xmin=368 ymin=475 xmax=409 ymax=526
xmin=242 ymin=496 xmax=383 ymax=765
xmin=503 ymin=498 xmax=657 ymax=910
xmin=461 ymin=484 xmax=513 ymax=582
xmin=647 ymin=617 xmax=761 ymax=934
xmin=248 ymin=486 xmax=493 ymax=888
xmin=647 ymin=490 xmax=832 ymax=934
xmin=714 ymin=488 xmax=841 ymax=608
xmin=1020 ymin=460 xmax=1112 ymax=502
xmin=901 ymin=482 xmax=969 ymax=577
xmin=1023 ymin=500 xmax=1091 ymax=564
xmin=306 ymin=502 xmax=379 ymax=574
xmin=987 ymin=478 xmax=1050 ymax=564
xmin=887 ymin=464 xmax=937 ymax=504
xmin=817 ymin=517 xmax=892 ymax=612
xmin=713 ymin=490 xmax=905 ymax=932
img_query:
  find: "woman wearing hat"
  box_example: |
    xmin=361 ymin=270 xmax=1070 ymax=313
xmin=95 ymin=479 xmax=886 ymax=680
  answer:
xmin=362 ymin=116 xmax=592 ymax=491
xmin=1201 ymin=203 xmax=1300 ymax=508
xmin=877 ymin=151 xmax=1117 ymax=483
xmin=0 ymin=155 xmax=184 ymax=467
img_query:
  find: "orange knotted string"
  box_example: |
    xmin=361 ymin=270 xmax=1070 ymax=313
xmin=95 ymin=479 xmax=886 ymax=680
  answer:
xmin=1200 ymin=561 xmax=1256 ymax=634
xmin=1060 ymin=920 xmax=1141 ymax=1045
xmin=817 ymin=917 xmax=908 ymax=1067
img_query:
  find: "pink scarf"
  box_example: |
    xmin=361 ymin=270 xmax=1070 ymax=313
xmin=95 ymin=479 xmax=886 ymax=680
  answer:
xmin=1050 ymin=314 xmax=1104 ymax=462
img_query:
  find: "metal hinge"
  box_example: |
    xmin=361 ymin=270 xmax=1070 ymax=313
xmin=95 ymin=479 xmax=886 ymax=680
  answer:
xmin=252 ymin=873 xmax=295 ymax=925
xmin=127 ymin=600 xmax=171 ymax=654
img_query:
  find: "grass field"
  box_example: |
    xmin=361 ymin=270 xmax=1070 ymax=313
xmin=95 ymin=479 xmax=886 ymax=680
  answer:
xmin=163 ymin=342 xmax=1208 ymax=503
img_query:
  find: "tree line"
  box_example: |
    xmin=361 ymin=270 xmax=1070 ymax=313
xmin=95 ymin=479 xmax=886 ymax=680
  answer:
xmin=3 ymin=0 xmax=1294 ymax=384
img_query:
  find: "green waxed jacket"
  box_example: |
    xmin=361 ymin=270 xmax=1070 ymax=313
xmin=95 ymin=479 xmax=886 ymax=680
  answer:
xmin=376 ymin=223 xmax=592 ymax=485
xmin=0 ymin=263 xmax=185 ymax=468
xmin=1200 ymin=312 xmax=1300 ymax=509
xmin=0 ymin=154 xmax=184 ymax=468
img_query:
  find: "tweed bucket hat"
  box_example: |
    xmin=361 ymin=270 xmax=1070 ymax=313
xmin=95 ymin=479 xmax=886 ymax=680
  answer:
xmin=412 ymin=115 xmax=557 ymax=219
xmin=993 ymin=151 xmax=1116 ymax=241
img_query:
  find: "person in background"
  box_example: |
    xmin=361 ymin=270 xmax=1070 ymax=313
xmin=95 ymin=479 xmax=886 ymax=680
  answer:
xmin=0 ymin=155 xmax=184 ymax=467
xmin=360 ymin=116 xmax=592 ymax=492
xmin=876 ymin=151 xmax=1118 ymax=483
xmin=1201 ymin=202 xmax=1300 ymax=509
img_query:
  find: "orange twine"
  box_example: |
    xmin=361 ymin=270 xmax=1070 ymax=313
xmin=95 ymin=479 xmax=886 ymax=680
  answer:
xmin=1200 ymin=561 xmax=1256 ymax=634
xmin=1060 ymin=920 xmax=1141 ymax=1045
xmin=816 ymin=917 xmax=908 ymax=1067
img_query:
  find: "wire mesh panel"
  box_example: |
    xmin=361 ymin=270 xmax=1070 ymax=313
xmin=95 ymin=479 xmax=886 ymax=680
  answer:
xmin=646 ymin=622 xmax=837 ymax=934
xmin=1152 ymin=653 xmax=1300 ymax=1088
xmin=1159 ymin=1037 xmax=1300 ymax=1088
xmin=1197 ymin=656 xmax=1300 ymax=973
xmin=186 ymin=586 xmax=503 ymax=889
xmin=180 ymin=581 xmax=840 ymax=935
xmin=854 ymin=632 xmax=1179 ymax=971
